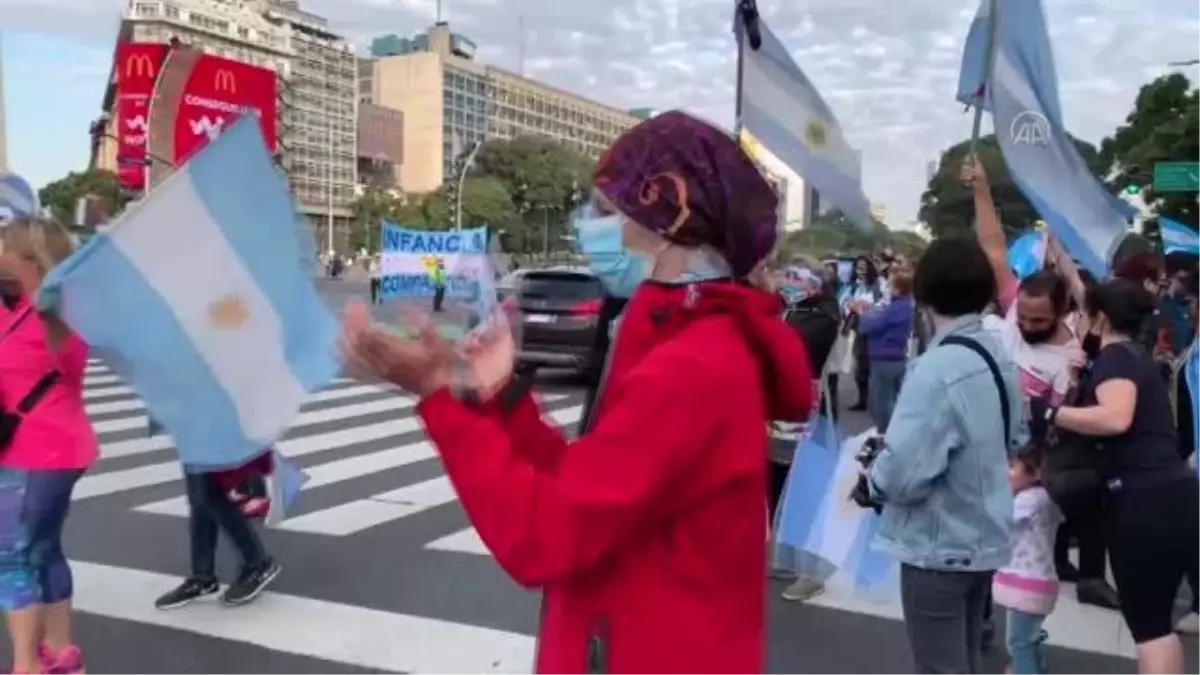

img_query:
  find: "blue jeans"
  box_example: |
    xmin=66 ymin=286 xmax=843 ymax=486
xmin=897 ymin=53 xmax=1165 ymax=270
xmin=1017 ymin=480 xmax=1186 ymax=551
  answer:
xmin=1005 ymin=608 xmax=1047 ymax=674
xmin=867 ymin=359 xmax=906 ymax=433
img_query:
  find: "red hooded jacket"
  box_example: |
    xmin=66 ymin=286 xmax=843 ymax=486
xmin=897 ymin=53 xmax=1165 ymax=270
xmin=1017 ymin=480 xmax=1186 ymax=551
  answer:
xmin=417 ymin=280 xmax=813 ymax=673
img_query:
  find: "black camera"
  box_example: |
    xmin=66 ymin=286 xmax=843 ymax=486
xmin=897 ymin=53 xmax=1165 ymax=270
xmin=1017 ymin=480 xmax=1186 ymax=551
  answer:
xmin=849 ymin=436 xmax=885 ymax=513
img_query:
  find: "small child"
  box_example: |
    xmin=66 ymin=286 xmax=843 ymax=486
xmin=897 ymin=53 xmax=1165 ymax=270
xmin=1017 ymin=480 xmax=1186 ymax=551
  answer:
xmin=993 ymin=447 xmax=1063 ymax=674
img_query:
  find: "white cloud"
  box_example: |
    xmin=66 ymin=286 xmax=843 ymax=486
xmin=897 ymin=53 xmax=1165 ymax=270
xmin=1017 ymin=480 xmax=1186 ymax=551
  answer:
xmin=2 ymin=0 xmax=1197 ymax=222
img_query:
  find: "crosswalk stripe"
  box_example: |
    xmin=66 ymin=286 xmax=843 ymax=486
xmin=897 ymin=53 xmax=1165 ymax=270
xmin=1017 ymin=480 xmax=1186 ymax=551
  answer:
xmin=82 ymin=375 xmax=358 ymax=402
xmin=85 ymin=382 xmax=396 ymax=417
xmin=134 ymin=404 xmax=583 ymax=533
xmin=83 ymin=373 xmax=121 ymax=387
xmin=70 ymin=560 xmax=536 ymax=673
xmin=77 ymin=392 xmax=571 ymax=500
xmin=90 ymin=392 xmax=413 ymax=436
xmin=426 ymin=526 xmax=489 ymax=555
xmin=274 ymin=405 xmax=582 ymax=536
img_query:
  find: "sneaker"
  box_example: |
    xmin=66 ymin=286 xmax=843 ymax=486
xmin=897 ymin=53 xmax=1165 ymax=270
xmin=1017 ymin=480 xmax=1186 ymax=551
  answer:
xmin=1175 ymin=612 xmax=1200 ymax=636
xmin=221 ymin=559 xmax=281 ymax=607
xmin=781 ymin=576 xmax=825 ymax=602
xmin=38 ymin=643 xmax=84 ymax=674
xmin=154 ymin=576 xmax=219 ymax=610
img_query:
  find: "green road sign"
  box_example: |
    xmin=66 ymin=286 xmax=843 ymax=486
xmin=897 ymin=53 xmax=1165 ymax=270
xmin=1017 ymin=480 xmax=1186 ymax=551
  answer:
xmin=1153 ymin=161 xmax=1199 ymax=193
xmin=1123 ymin=184 xmax=1142 ymax=196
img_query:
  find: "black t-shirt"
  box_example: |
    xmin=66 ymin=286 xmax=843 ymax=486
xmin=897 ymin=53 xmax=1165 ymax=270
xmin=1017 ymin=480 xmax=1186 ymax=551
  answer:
xmin=1079 ymin=342 xmax=1190 ymax=484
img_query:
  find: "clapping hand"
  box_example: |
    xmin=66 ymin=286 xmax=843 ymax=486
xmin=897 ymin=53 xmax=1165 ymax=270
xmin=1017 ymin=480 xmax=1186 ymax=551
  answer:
xmin=340 ymin=300 xmax=454 ymax=397
xmin=459 ymin=300 xmax=519 ymax=400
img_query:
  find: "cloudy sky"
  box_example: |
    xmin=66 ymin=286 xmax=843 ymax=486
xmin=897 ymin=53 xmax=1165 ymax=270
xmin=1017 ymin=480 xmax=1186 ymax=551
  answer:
xmin=2 ymin=0 xmax=1197 ymax=225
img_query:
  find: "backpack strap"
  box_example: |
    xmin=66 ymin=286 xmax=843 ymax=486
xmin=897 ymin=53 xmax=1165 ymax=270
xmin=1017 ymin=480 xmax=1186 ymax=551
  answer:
xmin=942 ymin=335 xmax=1012 ymax=449
xmin=16 ymin=371 xmax=60 ymax=414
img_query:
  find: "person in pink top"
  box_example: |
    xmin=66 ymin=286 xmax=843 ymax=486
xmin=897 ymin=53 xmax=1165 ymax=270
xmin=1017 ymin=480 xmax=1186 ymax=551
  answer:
xmin=0 ymin=219 xmax=95 ymax=675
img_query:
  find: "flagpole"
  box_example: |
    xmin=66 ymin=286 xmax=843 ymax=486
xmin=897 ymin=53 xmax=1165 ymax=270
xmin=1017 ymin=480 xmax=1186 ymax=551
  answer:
xmin=734 ymin=0 xmax=761 ymax=136
xmin=968 ymin=0 xmax=999 ymax=157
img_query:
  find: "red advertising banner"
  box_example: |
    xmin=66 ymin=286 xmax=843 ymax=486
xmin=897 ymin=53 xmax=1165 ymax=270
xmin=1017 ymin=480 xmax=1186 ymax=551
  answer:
xmin=173 ymin=54 xmax=277 ymax=166
xmin=114 ymin=43 xmax=168 ymax=191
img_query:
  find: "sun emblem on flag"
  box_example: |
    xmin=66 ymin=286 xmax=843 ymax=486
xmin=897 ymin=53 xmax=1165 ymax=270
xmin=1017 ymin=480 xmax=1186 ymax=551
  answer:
xmin=208 ymin=293 xmax=250 ymax=330
xmin=804 ymin=120 xmax=829 ymax=149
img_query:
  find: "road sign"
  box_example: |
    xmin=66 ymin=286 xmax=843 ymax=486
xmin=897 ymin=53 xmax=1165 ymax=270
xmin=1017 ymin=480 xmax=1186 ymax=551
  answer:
xmin=1153 ymin=161 xmax=1199 ymax=192
xmin=1123 ymin=184 xmax=1142 ymax=196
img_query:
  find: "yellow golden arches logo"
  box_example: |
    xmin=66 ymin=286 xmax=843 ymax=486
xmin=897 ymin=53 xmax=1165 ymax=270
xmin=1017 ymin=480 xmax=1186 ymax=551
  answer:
xmin=214 ymin=69 xmax=237 ymax=94
xmin=125 ymin=54 xmax=156 ymax=79
xmin=208 ymin=294 xmax=250 ymax=330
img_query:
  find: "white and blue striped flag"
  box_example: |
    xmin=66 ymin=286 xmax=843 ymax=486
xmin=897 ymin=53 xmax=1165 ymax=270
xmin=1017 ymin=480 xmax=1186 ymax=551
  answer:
xmin=1160 ymin=217 xmax=1199 ymax=256
xmin=956 ymin=0 xmax=1131 ymax=277
xmin=39 ymin=116 xmax=340 ymax=477
xmin=776 ymin=420 xmax=897 ymax=598
xmin=734 ymin=9 xmax=872 ymax=231
xmin=0 ymin=172 xmax=38 ymax=220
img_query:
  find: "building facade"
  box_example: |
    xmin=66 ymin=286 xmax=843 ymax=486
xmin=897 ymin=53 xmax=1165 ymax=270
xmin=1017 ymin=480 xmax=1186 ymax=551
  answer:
xmin=99 ymin=0 xmax=357 ymax=250
xmin=361 ymin=23 xmax=641 ymax=194
xmin=357 ymin=102 xmax=403 ymax=188
xmin=739 ymin=130 xmax=815 ymax=232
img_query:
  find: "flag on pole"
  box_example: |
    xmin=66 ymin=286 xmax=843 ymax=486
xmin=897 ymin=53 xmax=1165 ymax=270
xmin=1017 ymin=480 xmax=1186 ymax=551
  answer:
xmin=1160 ymin=217 xmax=1199 ymax=256
xmin=957 ymin=0 xmax=1131 ymax=277
xmin=39 ymin=116 xmax=340 ymax=472
xmin=734 ymin=9 xmax=872 ymax=231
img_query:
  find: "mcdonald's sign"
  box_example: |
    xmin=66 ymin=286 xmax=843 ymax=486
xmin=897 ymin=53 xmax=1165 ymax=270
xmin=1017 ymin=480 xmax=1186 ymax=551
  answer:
xmin=125 ymin=53 xmax=156 ymax=79
xmin=214 ymin=69 xmax=236 ymax=94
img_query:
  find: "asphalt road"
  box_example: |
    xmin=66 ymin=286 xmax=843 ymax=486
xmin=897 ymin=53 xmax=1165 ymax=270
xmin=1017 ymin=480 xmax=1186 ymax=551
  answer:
xmin=6 ymin=279 xmax=1190 ymax=673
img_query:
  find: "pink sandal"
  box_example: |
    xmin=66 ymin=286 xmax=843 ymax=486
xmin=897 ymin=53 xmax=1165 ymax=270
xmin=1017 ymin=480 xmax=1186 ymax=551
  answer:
xmin=38 ymin=643 xmax=84 ymax=675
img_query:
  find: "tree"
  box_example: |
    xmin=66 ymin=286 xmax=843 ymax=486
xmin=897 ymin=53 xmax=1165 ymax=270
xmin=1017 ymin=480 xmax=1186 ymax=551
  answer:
xmin=775 ymin=208 xmax=901 ymax=261
xmin=918 ymin=134 xmax=1106 ymax=240
xmin=38 ymin=169 xmax=124 ymax=226
xmin=471 ymin=136 xmax=593 ymax=210
xmin=1099 ymin=73 xmax=1199 ymax=228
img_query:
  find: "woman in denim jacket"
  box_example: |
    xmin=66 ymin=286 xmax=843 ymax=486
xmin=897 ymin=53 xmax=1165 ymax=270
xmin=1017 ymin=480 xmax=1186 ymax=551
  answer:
xmin=865 ymin=238 xmax=1026 ymax=674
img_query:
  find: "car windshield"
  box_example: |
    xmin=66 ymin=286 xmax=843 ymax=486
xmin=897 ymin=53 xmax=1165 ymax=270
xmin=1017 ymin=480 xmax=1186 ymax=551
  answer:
xmin=520 ymin=273 xmax=602 ymax=301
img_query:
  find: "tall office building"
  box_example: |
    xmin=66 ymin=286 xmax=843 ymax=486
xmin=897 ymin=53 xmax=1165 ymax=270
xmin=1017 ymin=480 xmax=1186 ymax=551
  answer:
xmin=361 ymin=23 xmax=641 ymax=194
xmin=98 ymin=0 xmax=357 ymax=246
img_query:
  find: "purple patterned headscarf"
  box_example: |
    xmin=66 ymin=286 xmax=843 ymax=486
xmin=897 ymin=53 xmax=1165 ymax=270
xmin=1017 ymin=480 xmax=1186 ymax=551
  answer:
xmin=593 ymin=110 xmax=779 ymax=277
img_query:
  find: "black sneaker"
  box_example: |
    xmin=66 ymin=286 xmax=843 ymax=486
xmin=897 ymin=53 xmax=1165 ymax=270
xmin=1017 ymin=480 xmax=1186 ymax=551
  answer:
xmin=221 ymin=559 xmax=281 ymax=607
xmin=155 ymin=577 xmax=219 ymax=610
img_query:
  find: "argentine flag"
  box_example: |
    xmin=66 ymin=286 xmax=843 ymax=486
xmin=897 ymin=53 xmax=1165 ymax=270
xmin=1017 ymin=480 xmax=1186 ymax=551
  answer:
xmin=1007 ymin=230 xmax=1046 ymax=280
xmin=0 ymin=173 xmax=38 ymax=220
xmin=734 ymin=9 xmax=872 ymax=231
xmin=776 ymin=421 xmax=897 ymax=598
xmin=40 ymin=116 xmax=340 ymax=478
xmin=1160 ymin=217 xmax=1199 ymax=256
xmin=957 ymin=0 xmax=1130 ymax=277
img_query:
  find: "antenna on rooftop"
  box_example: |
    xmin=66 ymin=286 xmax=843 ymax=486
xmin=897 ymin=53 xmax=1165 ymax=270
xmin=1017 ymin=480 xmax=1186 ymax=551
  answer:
xmin=435 ymin=0 xmax=443 ymax=23
xmin=518 ymin=15 xmax=526 ymax=76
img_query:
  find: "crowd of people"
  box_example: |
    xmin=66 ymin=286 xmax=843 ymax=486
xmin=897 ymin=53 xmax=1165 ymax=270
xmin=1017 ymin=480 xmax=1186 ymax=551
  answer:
xmin=0 ymin=107 xmax=1196 ymax=675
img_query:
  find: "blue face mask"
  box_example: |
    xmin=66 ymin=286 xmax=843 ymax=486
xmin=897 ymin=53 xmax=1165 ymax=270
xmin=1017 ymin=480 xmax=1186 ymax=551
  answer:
xmin=574 ymin=212 xmax=646 ymax=298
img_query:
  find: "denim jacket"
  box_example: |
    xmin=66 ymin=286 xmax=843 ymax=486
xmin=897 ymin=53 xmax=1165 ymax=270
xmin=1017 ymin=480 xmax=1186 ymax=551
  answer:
xmin=866 ymin=314 xmax=1027 ymax=572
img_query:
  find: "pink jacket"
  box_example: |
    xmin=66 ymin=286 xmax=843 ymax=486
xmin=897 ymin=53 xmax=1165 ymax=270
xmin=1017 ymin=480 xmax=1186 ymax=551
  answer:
xmin=0 ymin=301 xmax=98 ymax=471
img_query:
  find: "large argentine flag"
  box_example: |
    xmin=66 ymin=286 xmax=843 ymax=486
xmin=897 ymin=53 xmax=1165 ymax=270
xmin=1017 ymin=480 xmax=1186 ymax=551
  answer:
xmin=0 ymin=173 xmax=38 ymax=220
xmin=40 ymin=116 xmax=340 ymax=472
xmin=1161 ymin=217 xmax=1199 ymax=256
xmin=957 ymin=0 xmax=1130 ymax=277
xmin=735 ymin=10 xmax=872 ymax=231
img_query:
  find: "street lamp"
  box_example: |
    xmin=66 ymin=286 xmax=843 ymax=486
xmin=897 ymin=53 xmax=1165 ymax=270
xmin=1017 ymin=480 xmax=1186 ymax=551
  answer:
xmin=1168 ymin=59 xmax=1200 ymax=67
xmin=454 ymin=141 xmax=482 ymax=231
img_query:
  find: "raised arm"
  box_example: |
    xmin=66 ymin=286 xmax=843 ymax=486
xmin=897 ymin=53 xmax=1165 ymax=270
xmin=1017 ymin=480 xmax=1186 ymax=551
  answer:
xmin=962 ymin=158 xmax=1016 ymax=303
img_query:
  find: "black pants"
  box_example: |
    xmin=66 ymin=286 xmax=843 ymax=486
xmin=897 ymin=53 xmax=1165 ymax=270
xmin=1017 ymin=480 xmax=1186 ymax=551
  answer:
xmin=826 ymin=373 xmax=841 ymax=421
xmin=1106 ymin=479 xmax=1199 ymax=643
xmin=432 ymin=286 xmax=445 ymax=312
xmin=853 ymin=333 xmax=869 ymax=404
xmin=185 ymin=473 xmax=268 ymax=580
xmin=1053 ymin=512 xmax=1107 ymax=580
xmin=369 ymin=277 xmax=380 ymax=304
xmin=767 ymin=460 xmax=789 ymax=523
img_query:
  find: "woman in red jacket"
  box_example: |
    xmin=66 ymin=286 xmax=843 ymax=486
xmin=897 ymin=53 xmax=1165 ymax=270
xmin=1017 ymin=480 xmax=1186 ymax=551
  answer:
xmin=341 ymin=110 xmax=813 ymax=674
